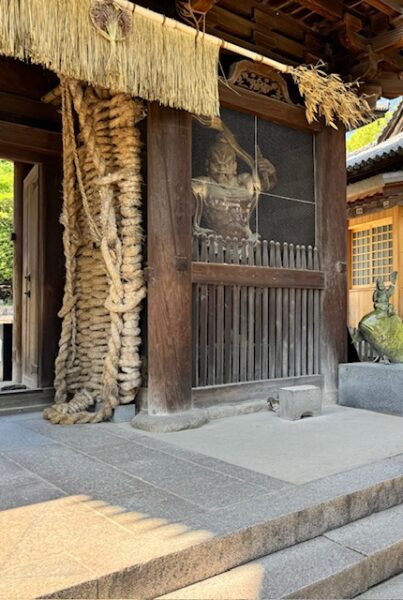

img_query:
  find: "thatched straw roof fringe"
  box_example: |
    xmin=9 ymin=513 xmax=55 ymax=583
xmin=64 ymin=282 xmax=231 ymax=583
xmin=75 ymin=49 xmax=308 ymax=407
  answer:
xmin=0 ymin=0 xmax=371 ymax=126
xmin=0 ymin=0 xmax=220 ymax=117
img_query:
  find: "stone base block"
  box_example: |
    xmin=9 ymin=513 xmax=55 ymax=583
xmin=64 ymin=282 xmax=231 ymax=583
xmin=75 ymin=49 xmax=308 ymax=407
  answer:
xmin=111 ymin=404 xmax=135 ymax=423
xmin=279 ymin=385 xmax=322 ymax=421
xmin=339 ymin=363 xmax=403 ymax=416
xmin=131 ymin=408 xmax=209 ymax=433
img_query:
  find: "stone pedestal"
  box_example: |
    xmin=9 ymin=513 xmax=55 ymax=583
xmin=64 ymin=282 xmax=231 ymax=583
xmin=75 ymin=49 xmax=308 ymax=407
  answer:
xmin=279 ymin=385 xmax=322 ymax=421
xmin=131 ymin=409 xmax=208 ymax=433
xmin=339 ymin=363 xmax=403 ymax=416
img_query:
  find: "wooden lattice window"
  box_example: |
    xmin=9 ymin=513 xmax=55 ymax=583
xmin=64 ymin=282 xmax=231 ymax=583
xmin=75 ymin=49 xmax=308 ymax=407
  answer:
xmin=351 ymin=223 xmax=393 ymax=287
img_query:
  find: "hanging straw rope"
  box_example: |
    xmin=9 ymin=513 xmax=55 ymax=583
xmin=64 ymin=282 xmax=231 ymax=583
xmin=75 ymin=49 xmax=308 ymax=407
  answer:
xmin=0 ymin=0 xmax=370 ymax=126
xmin=44 ymin=79 xmax=146 ymax=425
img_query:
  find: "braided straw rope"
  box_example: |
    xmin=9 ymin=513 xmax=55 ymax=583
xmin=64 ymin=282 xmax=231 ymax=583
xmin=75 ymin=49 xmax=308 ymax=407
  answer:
xmin=44 ymin=79 xmax=146 ymax=425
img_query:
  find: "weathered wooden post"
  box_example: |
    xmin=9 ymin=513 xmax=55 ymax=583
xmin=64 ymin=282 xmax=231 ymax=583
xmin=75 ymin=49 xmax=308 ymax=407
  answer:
xmin=132 ymin=102 xmax=208 ymax=431
xmin=315 ymin=125 xmax=347 ymax=403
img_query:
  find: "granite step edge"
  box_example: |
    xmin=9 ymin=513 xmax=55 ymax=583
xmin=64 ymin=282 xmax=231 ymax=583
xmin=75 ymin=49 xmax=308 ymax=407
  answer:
xmin=159 ymin=507 xmax=403 ymax=600
xmin=40 ymin=461 xmax=403 ymax=599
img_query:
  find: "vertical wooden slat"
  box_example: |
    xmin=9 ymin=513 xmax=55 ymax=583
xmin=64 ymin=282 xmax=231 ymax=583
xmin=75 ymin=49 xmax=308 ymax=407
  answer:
xmin=255 ymin=241 xmax=262 ymax=380
xmin=307 ymin=245 xmax=314 ymax=375
xmin=313 ymin=246 xmax=321 ymax=374
xmin=269 ymin=241 xmax=276 ymax=379
xmin=282 ymin=242 xmax=289 ymax=378
xmin=232 ymin=238 xmax=241 ymax=383
xmin=295 ymin=245 xmax=302 ymax=377
xmin=216 ymin=236 xmax=225 ymax=384
xmin=288 ymin=243 xmax=296 ymax=377
xmin=240 ymin=239 xmax=248 ymax=382
xmin=301 ymin=245 xmax=307 ymax=375
xmin=207 ymin=236 xmax=216 ymax=385
xmin=224 ymin=237 xmax=233 ymax=382
xmin=192 ymin=235 xmax=199 ymax=387
xmin=275 ymin=242 xmax=283 ymax=378
xmin=262 ymin=240 xmax=269 ymax=379
xmin=199 ymin=235 xmax=208 ymax=386
xmin=247 ymin=239 xmax=255 ymax=381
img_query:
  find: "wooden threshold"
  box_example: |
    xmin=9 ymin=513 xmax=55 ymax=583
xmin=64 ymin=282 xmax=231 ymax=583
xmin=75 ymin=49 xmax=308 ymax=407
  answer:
xmin=137 ymin=375 xmax=324 ymax=411
xmin=0 ymin=387 xmax=54 ymax=416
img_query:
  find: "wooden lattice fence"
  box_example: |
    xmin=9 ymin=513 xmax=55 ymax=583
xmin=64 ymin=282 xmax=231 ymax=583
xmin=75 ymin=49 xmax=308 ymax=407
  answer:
xmin=192 ymin=234 xmax=323 ymax=387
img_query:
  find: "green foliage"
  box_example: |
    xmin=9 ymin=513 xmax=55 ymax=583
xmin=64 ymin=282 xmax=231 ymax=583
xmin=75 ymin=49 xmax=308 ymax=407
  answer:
xmin=0 ymin=159 xmax=13 ymax=302
xmin=347 ymin=112 xmax=391 ymax=153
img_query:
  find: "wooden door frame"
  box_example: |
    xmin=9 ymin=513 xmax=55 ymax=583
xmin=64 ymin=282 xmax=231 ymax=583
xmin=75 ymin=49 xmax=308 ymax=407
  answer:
xmin=21 ymin=163 xmax=42 ymax=388
xmin=0 ymin=121 xmax=62 ymax=388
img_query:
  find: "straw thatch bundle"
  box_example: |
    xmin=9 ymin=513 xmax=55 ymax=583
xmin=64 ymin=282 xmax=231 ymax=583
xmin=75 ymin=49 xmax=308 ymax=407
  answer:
xmin=0 ymin=0 xmax=220 ymax=117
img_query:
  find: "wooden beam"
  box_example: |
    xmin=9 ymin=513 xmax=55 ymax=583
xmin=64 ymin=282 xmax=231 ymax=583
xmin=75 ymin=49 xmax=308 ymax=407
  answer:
xmin=192 ymin=263 xmax=325 ymax=289
xmin=0 ymin=92 xmax=61 ymax=130
xmin=147 ymin=102 xmax=193 ymax=415
xmin=219 ymin=81 xmax=322 ymax=133
xmin=294 ymin=0 xmax=343 ymax=20
xmin=364 ymin=0 xmax=403 ymax=16
xmin=315 ymin=125 xmax=347 ymax=403
xmin=0 ymin=121 xmax=61 ymax=156
xmin=373 ymin=24 xmax=403 ymax=51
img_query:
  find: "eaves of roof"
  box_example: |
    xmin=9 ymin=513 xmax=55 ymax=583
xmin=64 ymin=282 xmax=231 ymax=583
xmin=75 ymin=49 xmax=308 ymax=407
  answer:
xmin=347 ymin=132 xmax=403 ymax=175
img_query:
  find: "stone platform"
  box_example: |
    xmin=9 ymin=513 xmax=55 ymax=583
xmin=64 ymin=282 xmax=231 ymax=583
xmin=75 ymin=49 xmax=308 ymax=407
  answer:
xmin=339 ymin=362 xmax=403 ymax=416
xmin=2 ymin=407 xmax=403 ymax=598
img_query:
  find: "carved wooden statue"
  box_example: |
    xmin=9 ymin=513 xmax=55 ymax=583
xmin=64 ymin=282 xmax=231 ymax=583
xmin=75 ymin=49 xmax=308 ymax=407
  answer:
xmin=192 ymin=118 xmax=277 ymax=240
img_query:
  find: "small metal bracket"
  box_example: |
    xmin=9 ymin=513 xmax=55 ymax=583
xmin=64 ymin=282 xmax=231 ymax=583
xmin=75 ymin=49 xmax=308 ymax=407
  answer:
xmin=336 ymin=261 xmax=347 ymax=273
xmin=175 ymin=256 xmax=189 ymax=271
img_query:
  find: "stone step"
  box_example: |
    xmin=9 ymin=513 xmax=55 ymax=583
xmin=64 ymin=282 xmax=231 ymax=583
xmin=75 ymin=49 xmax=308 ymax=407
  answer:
xmin=356 ymin=572 xmax=403 ymax=599
xmin=160 ymin=503 xmax=403 ymax=599
xmin=44 ymin=455 xmax=403 ymax=599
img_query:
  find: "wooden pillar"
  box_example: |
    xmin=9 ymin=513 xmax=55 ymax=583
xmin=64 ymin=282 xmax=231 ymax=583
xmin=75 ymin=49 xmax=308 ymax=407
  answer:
xmin=147 ymin=103 xmax=192 ymax=415
xmin=39 ymin=160 xmax=64 ymax=388
xmin=315 ymin=126 xmax=347 ymax=402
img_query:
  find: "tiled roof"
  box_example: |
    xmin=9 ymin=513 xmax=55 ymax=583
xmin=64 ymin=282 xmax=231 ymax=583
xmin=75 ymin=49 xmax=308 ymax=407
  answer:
xmin=347 ymin=132 xmax=403 ymax=174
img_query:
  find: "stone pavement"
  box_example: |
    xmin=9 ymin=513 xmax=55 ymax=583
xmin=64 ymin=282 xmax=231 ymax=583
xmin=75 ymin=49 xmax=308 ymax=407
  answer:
xmin=144 ymin=404 xmax=403 ymax=484
xmin=1 ymin=407 xmax=403 ymax=598
xmin=0 ymin=411 xmax=290 ymax=599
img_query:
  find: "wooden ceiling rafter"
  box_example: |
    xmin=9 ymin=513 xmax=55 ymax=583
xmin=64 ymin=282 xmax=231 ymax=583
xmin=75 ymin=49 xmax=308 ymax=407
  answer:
xmin=130 ymin=0 xmax=403 ymax=100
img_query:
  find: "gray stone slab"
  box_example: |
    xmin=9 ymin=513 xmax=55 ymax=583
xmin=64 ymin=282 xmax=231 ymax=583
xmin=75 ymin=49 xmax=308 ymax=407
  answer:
xmin=339 ymin=363 xmax=403 ymax=416
xmin=357 ymin=572 xmax=403 ymax=599
xmin=160 ymin=536 xmax=367 ymax=600
xmin=91 ymin=437 xmax=291 ymax=496
xmin=326 ymin=504 xmax=403 ymax=587
xmin=112 ymin=485 xmax=206 ymax=523
xmin=184 ymin=455 xmax=403 ymax=540
xmin=95 ymin=445 xmax=268 ymax=510
xmin=0 ymin=479 xmax=66 ymax=510
xmin=0 ymin=422 xmax=54 ymax=450
xmin=326 ymin=503 xmax=403 ymax=555
xmin=6 ymin=445 xmax=148 ymax=499
xmin=0 ymin=453 xmax=41 ymax=485
xmin=22 ymin=418 xmax=131 ymax=452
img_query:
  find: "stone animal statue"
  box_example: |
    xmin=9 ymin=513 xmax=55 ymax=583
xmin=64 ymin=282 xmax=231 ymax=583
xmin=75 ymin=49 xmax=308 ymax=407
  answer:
xmin=353 ymin=271 xmax=403 ymax=363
